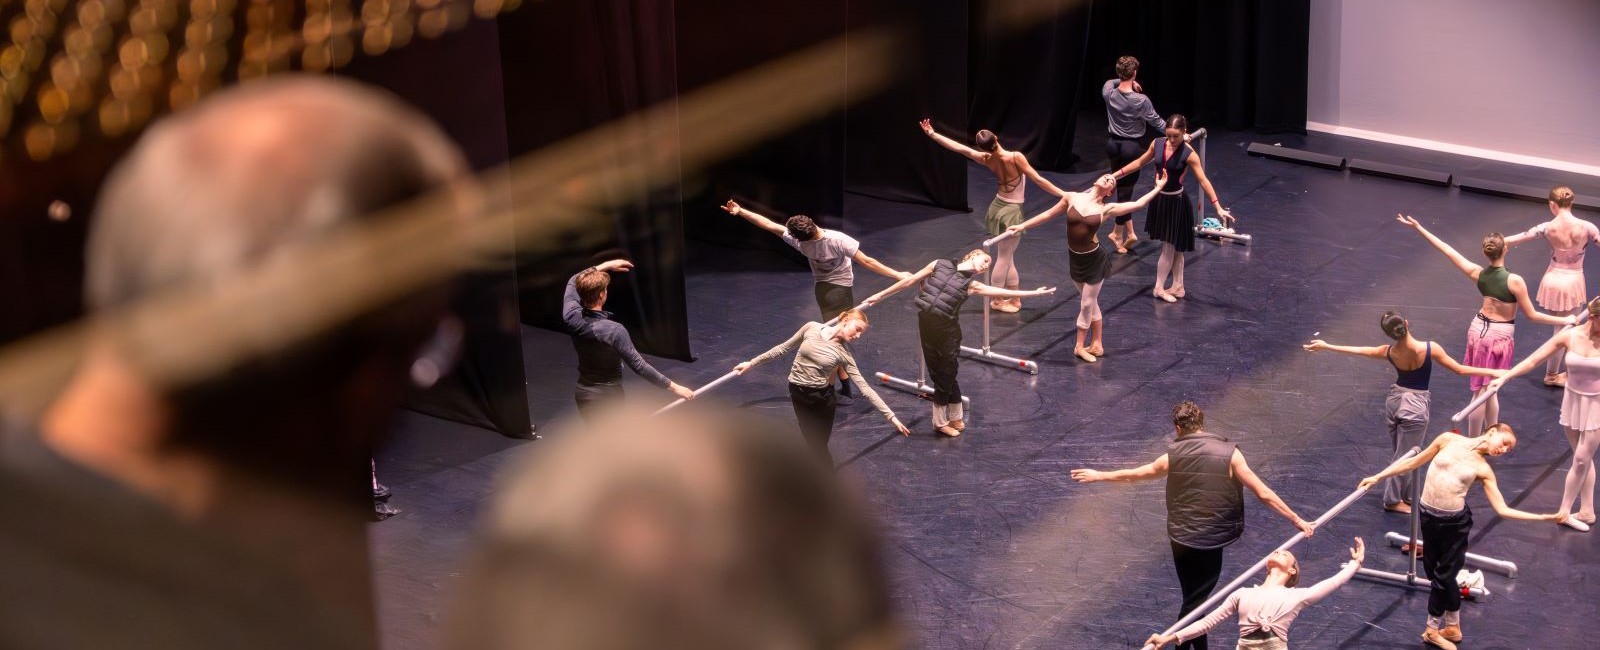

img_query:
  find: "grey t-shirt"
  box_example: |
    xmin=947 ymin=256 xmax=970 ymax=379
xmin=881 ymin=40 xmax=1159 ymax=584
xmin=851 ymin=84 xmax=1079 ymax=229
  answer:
xmin=782 ymin=229 xmax=859 ymax=286
xmin=1102 ymin=78 xmax=1166 ymax=139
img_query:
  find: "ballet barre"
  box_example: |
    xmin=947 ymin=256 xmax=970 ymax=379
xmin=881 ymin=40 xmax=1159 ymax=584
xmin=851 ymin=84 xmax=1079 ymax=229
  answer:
xmin=1451 ymin=313 xmax=1591 ymax=423
xmin=1357 ymin=445 xmax=1501 ymax=598
xmin=652 ymin=369 xmax=740 ymax=416
xmin=874 ymin=342 xmax=972 ymax=411
xmin=1139 ymin=447 xmax=1421 ymax=650
xmin=1186 ymin=128 xmax=1254 ymax=246
xmin=964 ymin=232 xmax=1041 ymax=374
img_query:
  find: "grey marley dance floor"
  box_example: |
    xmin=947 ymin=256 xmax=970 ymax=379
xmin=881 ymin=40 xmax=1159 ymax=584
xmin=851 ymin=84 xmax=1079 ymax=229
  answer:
xmin=374 ymin=129 xmax=1600 ymax=649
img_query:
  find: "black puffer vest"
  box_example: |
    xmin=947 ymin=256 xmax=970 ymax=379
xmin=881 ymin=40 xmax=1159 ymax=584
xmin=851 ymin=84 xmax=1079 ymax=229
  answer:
xmin=1165 ymin=431 xmax=1244 ymax=549
xmin=913 ymin=259 xmax=974 ymax=319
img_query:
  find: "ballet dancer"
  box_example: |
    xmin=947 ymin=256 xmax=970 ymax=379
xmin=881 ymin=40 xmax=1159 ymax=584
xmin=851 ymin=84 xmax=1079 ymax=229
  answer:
xmin=1357 ymin=426 xmax=1566 ymax=650
xmin=734 ymin=309 xmax=909 ymax=464
xmin=1485 ymin=295 xmax=1600 ymax=532
xmin=1006 ymin=171 xmax=1168 ymax=362
xmin=861 ymin=250 xmax=1056 ymax=436
xmin=564 ymin=260 xmax=696 ymax=419
xmin=919 ymin=119 xmax=1065 ymax=312
xmin=1072 ymin=401 xmax=1315 ymax=650
xmin=1503 ymin=186 xmax=1598 ymax=386
xmin=1102 ymin=55 xmax=1167 ymax=254
xmin=723 ymin=199 xmax=909 ymax=399
xmin=1146 ymin=538 xmax=1365 ymax=650
xmin=1397 ymin=214 xmax=1574 ymax=435
xmin=1112 ymin=114 xmax=1236 ymax=302
xmin=1303 ymin=311 xmax=1504 ymax=513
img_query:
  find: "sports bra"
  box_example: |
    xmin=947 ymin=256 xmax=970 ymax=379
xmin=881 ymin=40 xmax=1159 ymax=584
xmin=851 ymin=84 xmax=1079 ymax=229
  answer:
xmin=1476 ymin=266 xmax=1515 ymax=303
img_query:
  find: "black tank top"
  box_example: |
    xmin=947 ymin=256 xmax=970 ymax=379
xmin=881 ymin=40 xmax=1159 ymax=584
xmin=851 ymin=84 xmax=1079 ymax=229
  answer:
xmin=1157 ymin=140 xmax=1192 ymax=192
xmin=1389 ymin=342 xmax=1432 ymax=391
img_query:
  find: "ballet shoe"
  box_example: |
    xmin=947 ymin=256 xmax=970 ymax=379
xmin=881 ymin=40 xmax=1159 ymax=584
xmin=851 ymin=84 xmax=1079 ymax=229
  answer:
xmin=936 ymin=424 xmax=961 ymax=437
xmin=1074 ymin=347 xmax=1097 ymax=363
xmin=1420 ymin=628 xmax=1457 ymax=650
xmin=1384 ymin=501 xmax=1412 ymax=514
xmin=1169 ymin=285 xmax=1186 ymax=298
xmin=1153 ymin=290 xmax=1177 ymax=303
xmin=1440 ymin=625 xmax=1463 ymax=643
xmin=1088 ymin=343 xmax=1104 ymax=356
xmin=1125 ymin=234 xmax=1139 ymax=247
xmin=1560 ymin=516 xmax=1591 ymax=532
xmin=1544 ymin=372 xmax=1568 ymax=387
xmin=992 ymin=299 xmax=1020 ymax=313
xmin=1577 ymin=512 xmax=1596 ymax=525
xmin=951 ymin=419 xmax=966 ymax=431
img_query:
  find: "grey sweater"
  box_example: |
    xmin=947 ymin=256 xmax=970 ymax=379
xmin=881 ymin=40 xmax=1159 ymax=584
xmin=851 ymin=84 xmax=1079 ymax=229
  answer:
xmin=752 ymin=322 xmax=894 ymax=419
xmin=1102 ymin=78 xmax=1166 ymax=138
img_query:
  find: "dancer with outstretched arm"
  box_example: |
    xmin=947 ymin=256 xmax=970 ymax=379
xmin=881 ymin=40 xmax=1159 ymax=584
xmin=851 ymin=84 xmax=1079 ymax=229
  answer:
xmin=1101 ymin=55 xmax=1167 ymax=254
xmin=563 ymin=260 xmax=696 ymax=420
xmin=1111 ymin=115 xmax=1236 ymax=303
xmin=1502 ymin=186 xmax=1599 ymax=386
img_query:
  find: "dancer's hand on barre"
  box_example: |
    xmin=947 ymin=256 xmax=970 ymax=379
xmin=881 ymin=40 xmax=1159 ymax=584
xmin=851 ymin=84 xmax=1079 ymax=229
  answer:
xmin=1293 ymin=516 xmax=1316 ymax=537
xmin=1563 ymin=314 xmax=1581 ymax=327
xmin=1356 ymin=474 xmax=1381 ymax=491
xmin=1145 ymin=633 xmax=1177 ymax=649
xmin=889 ymin=416 xmax=910 ymax=436
xmin=1349 ymin=537 xmax=1366 ymax=564
xmin=1004 ymin=224 xmax=1027 ymax=238
xmin=918 ymin=118 xmax=934 ymax=136
xmin=595 ymin=259 xmax=633 ymax=273
xmin=668 ymin=382 xmax=695 ymax=400
xmin=1485 ymin=375 xmax=1510 ymax=393
xmin=733 ymin=361 xmax=754 ymax=375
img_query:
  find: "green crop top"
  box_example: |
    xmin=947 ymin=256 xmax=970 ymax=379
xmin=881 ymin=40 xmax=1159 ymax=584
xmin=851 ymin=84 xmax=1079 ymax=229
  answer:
xmin=1476 ymin=266 xmax=1515 ymax=303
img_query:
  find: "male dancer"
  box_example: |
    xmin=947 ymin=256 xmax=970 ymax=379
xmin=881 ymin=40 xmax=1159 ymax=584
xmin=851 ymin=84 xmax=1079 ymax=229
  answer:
xmin=1007 ymin=171 xmax=1166 ymax=362
xmin=564 ymin=260 xmax=695 ymax=419
xmin=723 ymin=199 xmax=908 ymax=398
xmin=1357 ymin=425 xmax=1566 ymax=650
xmin=1102 ymin=55 xmax=1167 ymax=253
xmin=1072 ymin=402 xmax=1315 ymax=650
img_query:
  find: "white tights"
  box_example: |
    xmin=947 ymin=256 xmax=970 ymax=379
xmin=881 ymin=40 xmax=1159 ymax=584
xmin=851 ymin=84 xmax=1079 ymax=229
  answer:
xmin=1076 ymin=281 xmax=1103 ymax=330
xmin=992 ymin=237 xmax=1020 ymax=292
xmin=1562 ymin=427 xmax=1599 ymax=518
xmin=1463 ymin=389 xmax=1499 ymax=438
xmin=1154 ymin=243 xmax=1185 ymax=293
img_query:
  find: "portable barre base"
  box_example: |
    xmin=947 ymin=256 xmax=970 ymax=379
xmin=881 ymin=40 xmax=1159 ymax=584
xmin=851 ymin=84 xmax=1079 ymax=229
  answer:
xmin=1383 ymin=531 xmax=1519 ymax=577
xmin=1195 ymin=227 xmax=1254 ymax=244
xmin=1355 ymin=567 xmax=1491 ymax=601
xmin=874 ymin=372 xmax=972 ymax=411
xmin=959 ymin=345 xmax=1039 ymax=374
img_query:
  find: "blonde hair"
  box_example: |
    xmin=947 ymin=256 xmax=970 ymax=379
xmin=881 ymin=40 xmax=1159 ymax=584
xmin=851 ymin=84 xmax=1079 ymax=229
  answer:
xmin=837 ymin=308 xmax=869 ymax=327
xmin=1551 ymin=186 xmax=1576 ymax=209
xmin=960 ymin=249 xmax=989 ymax=264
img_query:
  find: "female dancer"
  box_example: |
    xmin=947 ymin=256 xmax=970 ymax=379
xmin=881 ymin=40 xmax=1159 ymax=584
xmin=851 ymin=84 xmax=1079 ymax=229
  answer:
xmin=1111 ymin=114 xmax=1235 ymax=302
xmin=1485 ymin=295 xmax=1600 ymax=531
xmin=1502 ymin=186 xmax=1598 ymax=386
xmin=1304 ymin=312 xmax=1503 ymax=512
xmin=734 ymin=309 xmax=909 ymax=463
xmin=1146 ymin=539 xmax=1365 ymax=650
xmin=861 ymin=250 xmax=1056 ymax=436
xmin=920 ymin=119 xmax=1065 ymax=312
xmin=1006 ymin=171 xmax=1168 ymax=362
xmin=1397 ymin=214 xmax=1573 ymax=435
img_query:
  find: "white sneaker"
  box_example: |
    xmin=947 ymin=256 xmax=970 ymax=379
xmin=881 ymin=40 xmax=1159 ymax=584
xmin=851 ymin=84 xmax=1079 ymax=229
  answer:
xmin=1561 ymin=517 xmax=1591 ymax=532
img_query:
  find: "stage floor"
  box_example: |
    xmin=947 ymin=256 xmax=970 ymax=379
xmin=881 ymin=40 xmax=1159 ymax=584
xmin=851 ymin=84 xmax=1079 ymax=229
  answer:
xmin=375 ymin=128 xmax=1600 ymax=649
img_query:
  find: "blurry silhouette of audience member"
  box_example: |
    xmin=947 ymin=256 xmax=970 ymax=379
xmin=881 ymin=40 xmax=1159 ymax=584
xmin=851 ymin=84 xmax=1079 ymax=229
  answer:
xmin=0 ymin=76 xmax=474 ymax=650
xmin=450 ymin=405 xmax=901 ymax=650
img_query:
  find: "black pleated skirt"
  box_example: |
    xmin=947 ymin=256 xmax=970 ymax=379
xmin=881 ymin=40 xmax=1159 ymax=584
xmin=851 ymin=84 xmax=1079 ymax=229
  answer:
xmin=1144 ymin=191 xmax=1196 ymax=252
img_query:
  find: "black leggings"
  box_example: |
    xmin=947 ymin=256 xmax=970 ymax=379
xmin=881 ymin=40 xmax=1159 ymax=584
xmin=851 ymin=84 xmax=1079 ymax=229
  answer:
xmin=814 ymin=281 xmax=856 ymax=321
xmin=789 ymin=382 xmax=838 ymax=464
xmin=1170 ymin=541 xmax=1226 ymax=650
xmin=574 ymin=382 xmax=624 ymax=423
xmin=1421 ymin=505 xmax=1473 ymax=616
xmin=918 ymin=311 xmax=963 ymax=406
xmin=1106 ymin=136 xmax=1146 ymax=224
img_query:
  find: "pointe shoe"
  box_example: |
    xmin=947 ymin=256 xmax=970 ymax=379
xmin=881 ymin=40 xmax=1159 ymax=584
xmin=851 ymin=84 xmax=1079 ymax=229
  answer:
xmin=1545 ymin=372 xmax=1568 ymax=387
xmin=1075 ymin=347 xmax=1098 ymax=363
xmin=936 ymin=424 xmax=961 ymax=437
xmin=1441 ymin=625 xmax=1463 ymax=643
xmin=1561 ymin=517 xmax=1591 ymax=532
xmin=1421 ymin=628 xmax=1457 ymax=650
xmin=1153 ymin=290 xmax=1177 ymax=303
xmin=1088 ymin=343 xmax=1104 ymax=356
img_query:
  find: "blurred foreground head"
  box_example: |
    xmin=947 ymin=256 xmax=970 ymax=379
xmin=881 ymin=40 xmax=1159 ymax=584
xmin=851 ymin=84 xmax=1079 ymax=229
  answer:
xmin=452 ymin=405 xmax=900 ymax=650
xmin=46 ymin=74 xmax=471 ymax=500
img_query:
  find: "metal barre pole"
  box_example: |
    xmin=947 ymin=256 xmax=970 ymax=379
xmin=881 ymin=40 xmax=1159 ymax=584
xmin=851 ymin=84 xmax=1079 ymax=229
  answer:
xmin=1138 ymin=446 xmax=1421 ymax=650
xmin=652 ymin=369 xmax=740 ymax=416
xmin=1381 ymin=531 xmax=1519 ymax=577
xmin=981 ymin=230 xmax=1016 ymax=248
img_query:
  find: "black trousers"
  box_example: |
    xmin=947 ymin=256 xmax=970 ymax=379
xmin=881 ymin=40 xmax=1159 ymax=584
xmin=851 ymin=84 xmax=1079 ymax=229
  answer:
xmin=1421 ymin=505 xmax=1473 ymax=616
xmin=918 ymin=311 xmax=963 ymax=405
xmin=1170 ymin=541 xmax=1226 ymax=650
xmin=574 ymin=381 xmax=625 ymax=422
xmin=788 ymin=382 xmax=838 ymax=464
xmin=1106 ymin=135 xmax=1147 ymax=224
xmin=814 ymin=281 xmax=855 ymax=321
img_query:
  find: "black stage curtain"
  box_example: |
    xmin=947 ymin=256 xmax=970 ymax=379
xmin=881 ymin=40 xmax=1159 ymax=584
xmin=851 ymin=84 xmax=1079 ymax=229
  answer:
xmin=968 ymin=0 xmax=1095 ymax=172
xmin=843 ymin=0 xmax=970 ymax=210
xmin=677 ymin=0 xmax=848 ymax=252
xmin=340 ymin=21 xmax=533 ymax=437
xmin=1083 ymin=0 xmax=1310 ymax=134
xmin=499 ymin=0 xmax=694 ymax=362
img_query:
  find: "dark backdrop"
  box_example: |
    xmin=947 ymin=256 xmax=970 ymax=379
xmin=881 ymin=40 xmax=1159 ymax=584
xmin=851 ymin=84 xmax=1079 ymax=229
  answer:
xmin=968 ymin=0 xmax=1096 ymax=172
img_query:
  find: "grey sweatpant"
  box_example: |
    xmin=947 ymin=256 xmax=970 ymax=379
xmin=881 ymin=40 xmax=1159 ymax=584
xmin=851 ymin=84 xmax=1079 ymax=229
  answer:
xmin=1384 ymin=385 xmax=1431 ymax=505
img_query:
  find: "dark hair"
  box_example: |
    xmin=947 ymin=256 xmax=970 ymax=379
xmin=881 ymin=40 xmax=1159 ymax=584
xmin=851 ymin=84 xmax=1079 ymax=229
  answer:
xmin=1172 ymin=401 xmax=1204 ymax=435
xmin=1115 ymin=55 xmax=1140 ymax=81
xmin=577 ymin=267 xmax=610 ymax=306
xmin=975 ymin=129 xmax=999 ymax=153
xmin=785 ymin=215 xmax=819 ymax=241
xmin=1166 ymin=114 xmax=1189 ymax=133
xmin=1482 ymin=232 xmax=1506 ymax=261
xmin=1551 ymin=186 xmax=1576 ymax=209
xmin=1380 ymin=311 xmax=1408 ymax=341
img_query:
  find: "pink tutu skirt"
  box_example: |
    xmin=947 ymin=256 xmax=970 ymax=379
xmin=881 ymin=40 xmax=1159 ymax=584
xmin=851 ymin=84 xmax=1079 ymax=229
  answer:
xmin=1561 ymin=388 xmax=1600 ymax=431
xmin=1463 ymin=315 xmax=1515 ymax=392
xmin=1537 ymin=265 xmax=1587 ymax=313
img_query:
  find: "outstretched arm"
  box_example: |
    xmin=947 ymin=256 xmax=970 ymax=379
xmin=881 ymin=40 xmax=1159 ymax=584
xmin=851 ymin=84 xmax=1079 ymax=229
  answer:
xmin=970 ymin=282 xmax=1055 ymax=299
xmin=1070 ymin=454 xmax=1169 ymax=483
xmin=1511 ymin=275 xmax=1575 ymax=325
xmin=1015 ymin=154 xmax=1067 ymax=198
xmin=853 ymin=249 xmax=908 ymax=280
xmin=736 ymin=323 xmax=812 ymax=373
xmin=1233 ymin=450 xmax=1314 ymax=536
xmin=722 ymin=200 xmax=788 ymax=237
xmin=863 ymin=261 xmax=936 ymax=306
xmin=1155 ymin=591 xmax=1242 ymax=648
xmin=1502 ymin=221 xmax=1548 ymax=247
xmin=1487 ymin=328 xmax=1570 ymax=391
xmin=1431 ymin=345 xmax=1505 ymax=378
xmin=1396 ymin=214 xmax=1483 ymax=279
xmin=919 ymin=119 xmax=986 ymax=163
xmin=1481 ymin=471 xmax=1564 ymax=522
xmin=1359 ymin=433 xmax=1451 ymax=489
xmin=1102 ymin=171 xmax=1169 ymax=218
xmin=1302 ymin=340 xmax=1389 ymax=359
xmin=1007 ymin=196 xmax=1072 ymax=234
